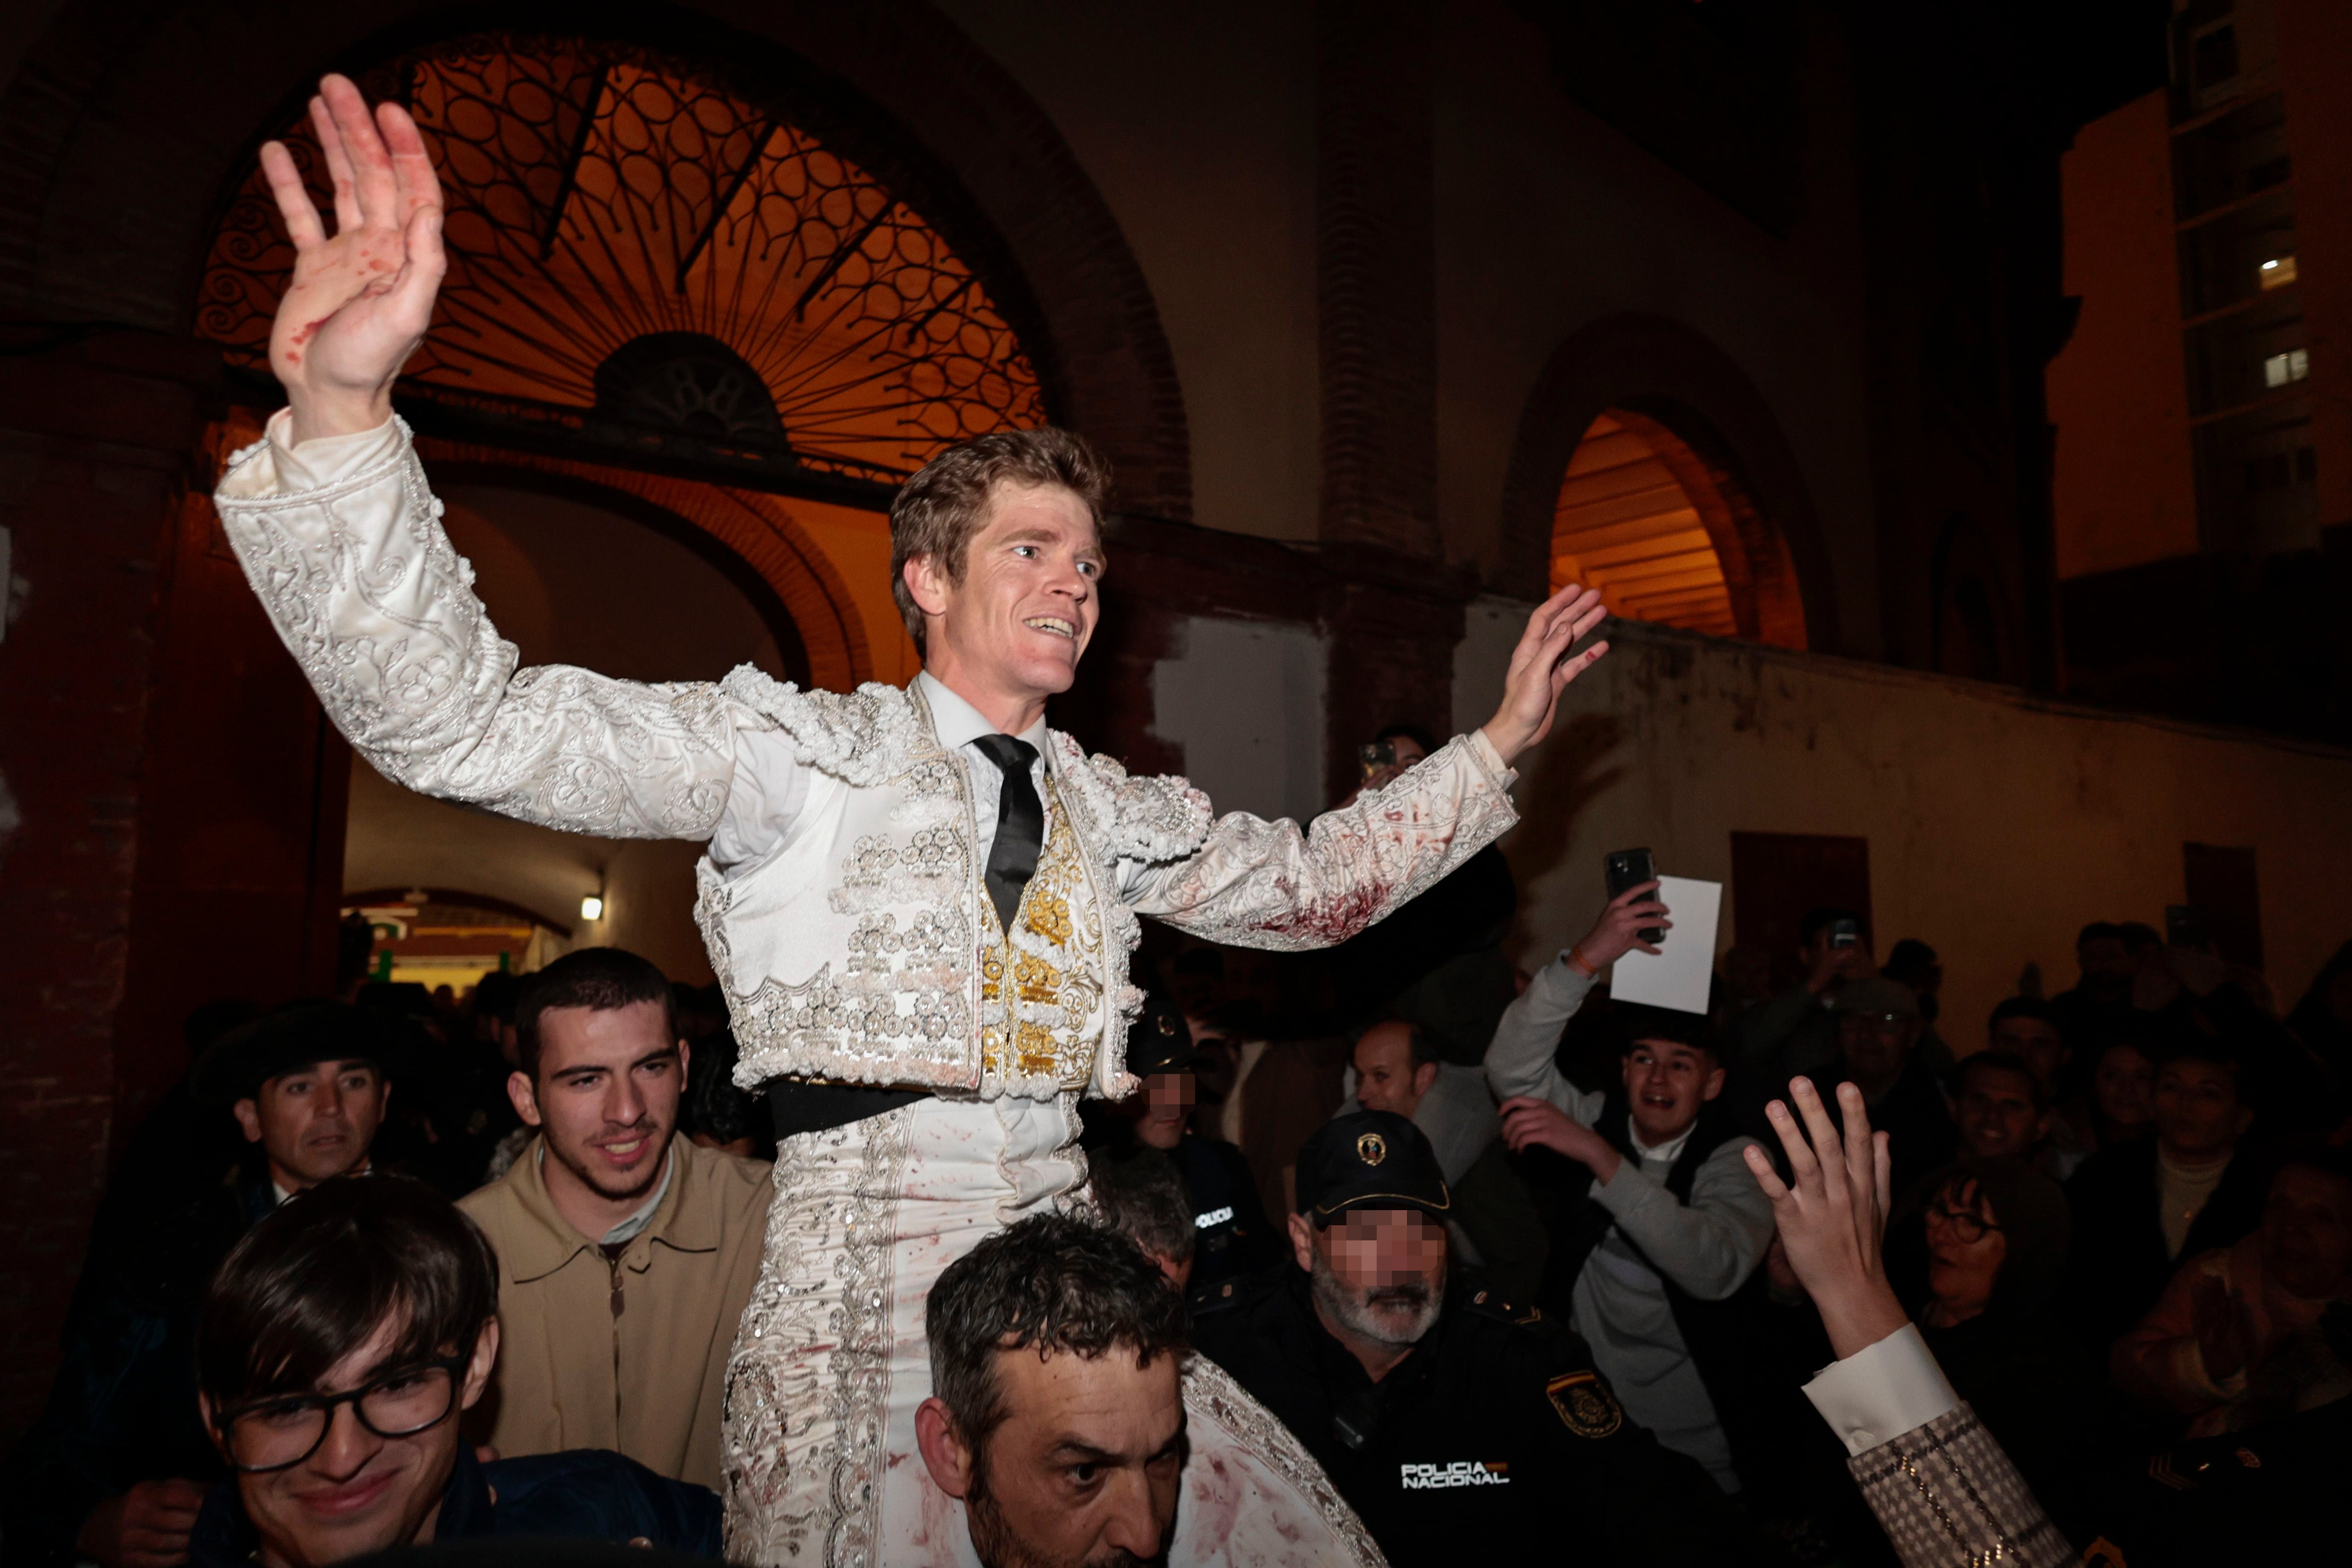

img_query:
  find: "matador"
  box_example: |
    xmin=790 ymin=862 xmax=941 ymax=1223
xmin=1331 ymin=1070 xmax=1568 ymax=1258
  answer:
xmin=217 ymin=78 xmax=1612 ymax=1567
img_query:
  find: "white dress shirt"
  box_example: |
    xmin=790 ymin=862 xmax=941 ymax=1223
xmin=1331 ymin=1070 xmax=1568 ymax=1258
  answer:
xmin=708 ymin=669 xmax=1049 ymax=879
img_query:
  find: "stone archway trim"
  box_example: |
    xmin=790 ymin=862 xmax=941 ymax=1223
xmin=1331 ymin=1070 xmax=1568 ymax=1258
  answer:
xmin=1499 ymin=312 xmax=1840 ymax=653
xmin=418 ymin=440 xmax=873 ymax=693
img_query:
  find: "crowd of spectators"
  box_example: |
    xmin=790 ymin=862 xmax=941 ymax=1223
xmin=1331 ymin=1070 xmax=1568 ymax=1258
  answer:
xmin=8 ymin=771 xmax=2350 ymax=1566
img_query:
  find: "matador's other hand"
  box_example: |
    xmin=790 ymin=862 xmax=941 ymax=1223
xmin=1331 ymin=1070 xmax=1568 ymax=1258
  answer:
xmin=1479 ymin=583 xmax=1610 ymax=765
xmin=262 ymin=74 xmax=447 ymax=444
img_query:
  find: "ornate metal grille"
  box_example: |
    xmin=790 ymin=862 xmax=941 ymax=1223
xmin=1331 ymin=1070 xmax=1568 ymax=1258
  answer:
xmin=198 ymin=36 xmax=1047 ymax=493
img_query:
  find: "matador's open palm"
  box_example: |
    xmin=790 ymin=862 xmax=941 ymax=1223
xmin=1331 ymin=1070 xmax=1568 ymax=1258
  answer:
xmin=1479 ymin=582 xmax=1611 ymax=765
xmin=261 ymin=74 xmax=446 ymax=444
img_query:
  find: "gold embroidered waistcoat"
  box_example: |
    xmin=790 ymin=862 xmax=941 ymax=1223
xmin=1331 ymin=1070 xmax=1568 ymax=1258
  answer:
xmin=976 ymin=780 xmax=1106 ymax=1094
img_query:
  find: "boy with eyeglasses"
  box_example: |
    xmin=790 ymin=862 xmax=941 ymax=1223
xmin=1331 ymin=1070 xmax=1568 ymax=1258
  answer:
xmin=186 ymin=1176 xmax=720 ymax=1567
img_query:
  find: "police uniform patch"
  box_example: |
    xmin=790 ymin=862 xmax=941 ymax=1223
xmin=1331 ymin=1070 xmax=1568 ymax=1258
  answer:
xmin=1545 ymin=1370 xmax=1623 ymax=1439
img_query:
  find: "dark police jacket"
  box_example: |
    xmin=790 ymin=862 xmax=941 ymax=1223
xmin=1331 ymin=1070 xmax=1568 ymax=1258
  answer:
xmin=187 ymin=1445 xmax=722 ymax=1565
xmin=1168 ymin=1132 xmax=1284 ymax=1288
xmin=1189 ymin=1266 xmax=1743 ymax=1567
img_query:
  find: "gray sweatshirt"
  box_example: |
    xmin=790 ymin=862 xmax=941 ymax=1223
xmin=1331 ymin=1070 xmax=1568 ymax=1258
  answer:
xmin=1482 ymin=955 xmax=1775 ymax=1491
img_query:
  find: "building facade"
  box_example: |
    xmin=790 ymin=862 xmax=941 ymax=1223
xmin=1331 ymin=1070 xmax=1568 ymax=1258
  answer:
xmin=4 ymin=0 xmax=2339 ymax=1434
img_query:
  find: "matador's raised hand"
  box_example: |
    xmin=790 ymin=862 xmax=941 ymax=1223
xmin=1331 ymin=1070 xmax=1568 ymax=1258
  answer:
xmin=260 ymin=74 xmax=446 ymax=445
xmin=1477 ymin=582 xmax=1610 ymax=765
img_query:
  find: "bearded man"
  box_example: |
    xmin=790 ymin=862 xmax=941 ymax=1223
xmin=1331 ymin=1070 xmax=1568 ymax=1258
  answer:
xmin=214 ymin=78 xmax=1611 ymax=1567
xmin=1188 ymin=1114 xmax=1741 ymax=1567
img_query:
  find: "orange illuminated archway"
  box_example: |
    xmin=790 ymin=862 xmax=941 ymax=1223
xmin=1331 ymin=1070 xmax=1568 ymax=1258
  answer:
xmin=1551 ymin=408 xmax=1806 ymax=648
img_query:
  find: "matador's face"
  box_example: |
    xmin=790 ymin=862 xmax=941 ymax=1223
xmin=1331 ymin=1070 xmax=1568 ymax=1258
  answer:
xmin=915 ymin=481 xmax=1104 ymax=702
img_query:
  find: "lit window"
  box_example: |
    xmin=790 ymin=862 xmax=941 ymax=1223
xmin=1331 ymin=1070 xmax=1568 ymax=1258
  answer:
xmin=2259 ymin=255 xmax=2298 ymax=289
xmin=2263 ymin=348 xmax=2309 ymax=389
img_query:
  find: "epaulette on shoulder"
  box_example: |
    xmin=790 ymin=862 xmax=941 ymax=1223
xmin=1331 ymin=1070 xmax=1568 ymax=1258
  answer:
xmin=1463 ymin=1286 xmax=1545 ymax=1329
xmin=1188 ymin=1275 xmax=1250 ymax=1317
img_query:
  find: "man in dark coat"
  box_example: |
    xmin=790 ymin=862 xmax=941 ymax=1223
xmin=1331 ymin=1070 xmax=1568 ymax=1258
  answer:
xmin=2063 ymin=1036 xmax=2271 ymax=1353
xmin=2 ymin=1004 xmax=408 ymax=1568
xmin=1083 ymin=990 xmax=1283 ymax=1289
xmin=186 ymin=1178 xmax=719 ymax=1566
xmin=1189 ymin=1111 xmax=1743 ymax=1566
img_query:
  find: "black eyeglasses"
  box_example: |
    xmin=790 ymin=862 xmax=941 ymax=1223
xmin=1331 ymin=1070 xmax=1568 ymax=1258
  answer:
xmin=1927 ymin=1203 xmax=2004 ymax=1244
xmin=211 ymin=1355 xmax=467 ymax=1473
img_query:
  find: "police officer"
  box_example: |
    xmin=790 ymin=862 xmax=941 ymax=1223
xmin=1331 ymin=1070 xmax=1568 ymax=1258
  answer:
xmin=1189 ymin=1110 xmax=1744 ymax=1567
xmin=1082 ymin=990 xmax=1282 ymax=1289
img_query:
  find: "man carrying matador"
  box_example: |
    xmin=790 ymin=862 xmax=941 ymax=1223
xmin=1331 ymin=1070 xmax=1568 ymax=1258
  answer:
xmin=215 ymin=79 xmax=1612 ymax=1567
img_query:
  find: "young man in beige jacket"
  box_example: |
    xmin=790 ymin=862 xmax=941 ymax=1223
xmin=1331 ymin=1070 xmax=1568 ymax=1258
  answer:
xmin=459 ymin=948 xmax=770 ymax=1490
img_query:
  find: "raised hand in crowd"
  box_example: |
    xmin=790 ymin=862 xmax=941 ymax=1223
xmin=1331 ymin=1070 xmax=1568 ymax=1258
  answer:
xmin=1804 ymin=936 xmax=1875 ymax=997
xmin=75 ymin=1476 xmax=206 ymax=1568
xmin=1741 ymin=1077 xmax=1908 ymax=1358
xmin=260 ymin=74 xmax=447 ymax=442
xmin=2188 ymin=1272 xmax=2257 ymax=1383
xmin=1497 ymin=1093 xmax=1617 ymax=1174
xmin=1573 ymin=877 xmax=1672 ymax=971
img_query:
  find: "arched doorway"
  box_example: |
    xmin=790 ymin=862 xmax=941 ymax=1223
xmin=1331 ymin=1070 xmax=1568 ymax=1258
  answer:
xmin=1503 ymin=313 xmax=1836 ymax=652
xmin=189 ymin=28 xmax=1069 ymax=985
xmin=1550 ymin=408 xmax=1807 ymax=648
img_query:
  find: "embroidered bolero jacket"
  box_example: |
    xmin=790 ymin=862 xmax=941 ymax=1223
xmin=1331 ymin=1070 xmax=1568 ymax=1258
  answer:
xmin=213 ymin=416 xmax=1521 ymax=1101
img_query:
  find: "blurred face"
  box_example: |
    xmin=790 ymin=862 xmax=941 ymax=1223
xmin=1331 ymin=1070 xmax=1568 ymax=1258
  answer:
xmin=1838 ymin=1010 xmax=1918 ymax=1090
xmin=920 ymin=1347 xmax=1183 ymax=1568
xmin=1353 ymin=1024 xmax=1434 ymax=1120
xmin=1291 ymin=1208 xmax=1448 ymax=1353
xmin=206 ymin=1315 xmax=496 ymax=1568
xmin=510 ymin=1000 xmax=684 ymax=1206
xmin=234 ymin=1060 xmax=388 ymax=1191
xmin=908 ymin=483 xmax=1103 ymax=704
xmin=2261 ymin=1167 xmax=2352 ymax=1301
xmin=1722 ymin=946 xmax=1773 ymax=1003
xmin=2079 ymin=936 xmax=2132 ymax=983
xmin=1620 ymin=1039 xmax=1724 ymax=1146
xmin=1923 ymin=1178 xmax=2007 ymax=1322
xmin=2094 ymin=1044 xmax=2155 ymax=1129
xmin=2153 ymin=1057 xmax=2251 ymax=1161
xmin=1127 ymin=1072 xmax=1192 ymax=1152
xmin=1992 ymin=1016 xmax=2067 ymax=1091
xmin=1957 ymin=1066 xmax=2040 ymax=1161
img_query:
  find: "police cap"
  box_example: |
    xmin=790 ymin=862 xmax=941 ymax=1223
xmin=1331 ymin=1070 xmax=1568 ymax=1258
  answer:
xmin=1126 ymin=989 xmax=1212 ymax=1076
xmin=1295 ymin=1109 xmax=1449 ymax=1226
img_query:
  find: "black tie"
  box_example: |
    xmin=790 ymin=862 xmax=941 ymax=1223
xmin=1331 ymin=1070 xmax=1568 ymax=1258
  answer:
xmin=972 ymin=734 xmax=1044 ymax=933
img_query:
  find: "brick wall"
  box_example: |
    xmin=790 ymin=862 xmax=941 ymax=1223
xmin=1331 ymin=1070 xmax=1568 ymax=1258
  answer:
xmin=0 ymin=329 xmax=217 ymax=1432
xmin=1315 ymin=0 xmax=1439 ymax=558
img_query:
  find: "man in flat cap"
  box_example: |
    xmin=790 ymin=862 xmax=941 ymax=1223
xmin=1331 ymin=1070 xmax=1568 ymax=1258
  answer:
xmin=1189 ymin=1110 xmax=1743 ymax=1567
xmin=3 ymin=1004 xmax=405 ymax=1568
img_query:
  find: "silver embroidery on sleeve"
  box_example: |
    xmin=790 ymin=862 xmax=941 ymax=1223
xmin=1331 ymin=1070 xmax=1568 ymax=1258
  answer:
xmin=1134 ymin=731 xmax=1519 ymax=952
xmin=214 ymin=422 xmax=738 ymax=840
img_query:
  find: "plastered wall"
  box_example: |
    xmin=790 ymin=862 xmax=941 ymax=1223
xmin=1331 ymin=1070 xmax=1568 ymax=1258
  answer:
xmin=1456 ymin=601 xmax=2352 ymax=1044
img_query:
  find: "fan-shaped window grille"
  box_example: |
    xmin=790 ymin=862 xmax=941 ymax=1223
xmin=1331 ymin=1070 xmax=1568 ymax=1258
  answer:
xmin=198 ymin=37 xmax=1047 ymax=494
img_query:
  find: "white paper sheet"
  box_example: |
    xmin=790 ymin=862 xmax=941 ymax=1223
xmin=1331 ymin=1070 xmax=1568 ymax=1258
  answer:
xmin=1607 ymin=875 xmax=1722 ymax=1015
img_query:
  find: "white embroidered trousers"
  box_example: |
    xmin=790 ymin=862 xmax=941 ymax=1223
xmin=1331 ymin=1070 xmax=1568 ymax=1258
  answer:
xmin=719 ymin=1095 xmax=1382 ymax=1568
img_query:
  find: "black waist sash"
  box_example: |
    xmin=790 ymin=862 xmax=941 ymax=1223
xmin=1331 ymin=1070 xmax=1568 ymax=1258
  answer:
xmin=765 ymin=1080 xmax=931 ymax=1136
